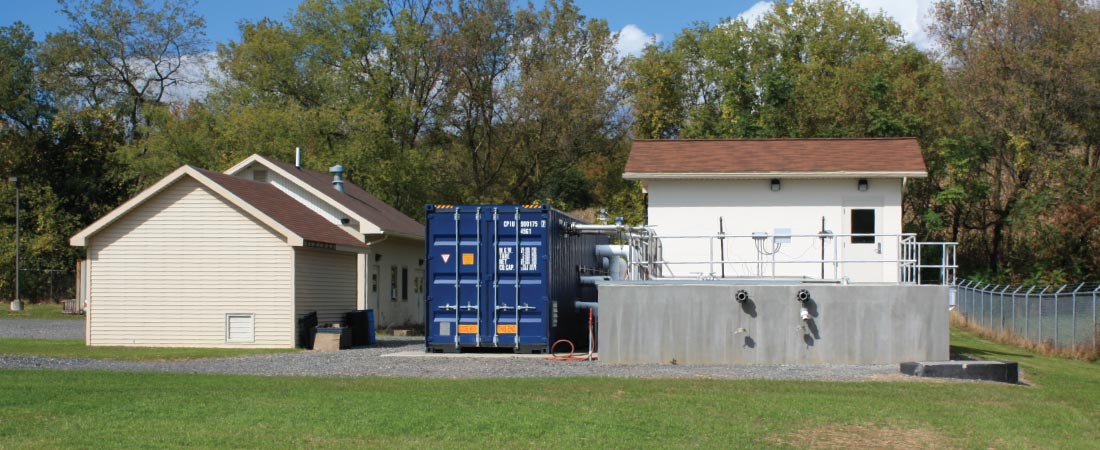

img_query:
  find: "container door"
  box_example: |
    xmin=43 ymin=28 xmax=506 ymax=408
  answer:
xmin=488 ymin=208 xmax=549 ymax=351
xmin=426 ymin=207 xmax=487 ymax=350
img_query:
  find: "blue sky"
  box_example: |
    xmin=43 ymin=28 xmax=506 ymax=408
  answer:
xmin=3 ymin=0 xmax=934 ymax=55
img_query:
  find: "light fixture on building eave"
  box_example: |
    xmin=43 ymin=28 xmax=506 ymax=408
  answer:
xmin=770 ymin=178 xmax=781 ymax=192
xmin=857 ymin=178 xmax=869 ymax=192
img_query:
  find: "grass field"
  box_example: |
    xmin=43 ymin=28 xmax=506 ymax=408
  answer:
xmin=0 ymin=301 xmax=84 ymax=320
xmin=0 ymin=338 xmax=297 ymax=361
xmin=1 ymin=328 xmax=1098 ymax=448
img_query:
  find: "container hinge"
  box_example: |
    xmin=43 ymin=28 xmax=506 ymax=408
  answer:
xmin=440 ymin=303 xmax=457 ymax=311
xmin=461 ymin=302 xmax=479 ymax=311
xmin=517 ymin=303 xmax=535 ymax=312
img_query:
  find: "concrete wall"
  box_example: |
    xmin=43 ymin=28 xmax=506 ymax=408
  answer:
xmin=646 ymin=178 xmax=903 ymax=282
xmin=598 ymin=282 xmax=948 ymax=365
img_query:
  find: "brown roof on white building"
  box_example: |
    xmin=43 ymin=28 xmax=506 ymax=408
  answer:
xmin=71 ymin=166 xmax=368 ymax=251
xmin=196 ymin=169 xmax=369 ymax=249
xmin=623 ymin=138 xmax=928 ymax=179
xmin=261 ymin=157 xmax=424 ymax=239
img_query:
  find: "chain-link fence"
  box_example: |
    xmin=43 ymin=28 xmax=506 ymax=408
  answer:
xmin=13 ymin=269 xmax=75 ymax=302
xmin=954 ymin=280 xmax=1100 ymax=353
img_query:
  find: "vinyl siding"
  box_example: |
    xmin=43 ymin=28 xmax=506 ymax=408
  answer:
xmin=295 ymin=248 xmax=357 ymax=324
xmin=365 ymin=237 xmax=425 ymax=328
xmin=86 ymin=179 xmax=294 ymax=348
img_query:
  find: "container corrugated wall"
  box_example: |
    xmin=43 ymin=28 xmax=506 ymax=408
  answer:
xmin=424 ymin=205 xmax=607 ymax=353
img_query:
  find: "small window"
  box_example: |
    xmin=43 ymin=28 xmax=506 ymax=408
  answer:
xmin=851 ymin=209 xmax=875 ymax=244
xmin=390 ymin=266 xmax=398 ymax=301
xmin=226 ymin=314 xmax=255 ymax=343
xmin=401 ymin=267 xmax=409 ymax=301
xmin=252 ymin=170 xmax=268 ymax=183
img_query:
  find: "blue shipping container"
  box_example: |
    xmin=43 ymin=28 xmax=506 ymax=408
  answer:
xmin=424 ymin=205 xmax=608 ymax=353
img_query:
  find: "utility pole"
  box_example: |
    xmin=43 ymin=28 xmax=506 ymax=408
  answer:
xmin=9 ymin=176 xmax=21 ymax=311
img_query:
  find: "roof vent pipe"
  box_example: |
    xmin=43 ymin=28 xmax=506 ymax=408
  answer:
xmin=329 ymin=164 xmax=346 ymax=192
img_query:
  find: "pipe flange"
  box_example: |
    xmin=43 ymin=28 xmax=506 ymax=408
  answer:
xmin=735 ymin=290 xmax=749 ymax=303
xmin=796 ymin=289 xmax=811 ymax=303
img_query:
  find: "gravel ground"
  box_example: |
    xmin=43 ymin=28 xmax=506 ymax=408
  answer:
xmin=0 ymin=335 xmax=899 ymax=380
xmin=0 ymin=319 xmax=84 ymax=340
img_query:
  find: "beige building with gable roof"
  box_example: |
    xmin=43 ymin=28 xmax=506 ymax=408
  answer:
xmin=72 ymin=155 xmax=425 ymax=348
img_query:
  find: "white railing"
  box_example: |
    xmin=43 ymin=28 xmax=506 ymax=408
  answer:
xmin=622 ymin=231 xmax=956 ymax=285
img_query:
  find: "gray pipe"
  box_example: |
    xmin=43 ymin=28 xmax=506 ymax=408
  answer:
xmin=575 ymin=301 xmax=599 ymax=314
xmin=580 ymin=275 xmax=611 ymax=286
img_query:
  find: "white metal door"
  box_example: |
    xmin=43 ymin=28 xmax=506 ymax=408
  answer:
xmin=842 ymin=198 xmax=885 ymax=283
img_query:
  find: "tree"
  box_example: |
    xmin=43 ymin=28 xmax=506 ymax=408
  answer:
xmin=930 ymin=0 xmax=1100 ymax=279
xmin=626 ymin=0 xmax=942 ymax=140
xmin=38 ymin=0 xmax=207 ymax=142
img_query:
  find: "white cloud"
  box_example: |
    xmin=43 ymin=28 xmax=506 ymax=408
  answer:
xmin=161 ymin=52 xmax=222 ymax=104
xmin=616 ymin=24 xmax=661 ymax=57
xmin=736 ymin=1 xmax=774 ymax=28
xmin=736 ymin=0 xmax=937 ymax=50
xmin=850 ymin=0 xmax=936 ymax=49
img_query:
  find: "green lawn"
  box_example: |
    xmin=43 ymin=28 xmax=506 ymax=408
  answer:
xmin=0 ymin=328 xmax=1097 ymax=449
xmin=0 ymin=301 xmax=84 ymax=320
xmin=0 ymin=338 xmax=297 ymax=361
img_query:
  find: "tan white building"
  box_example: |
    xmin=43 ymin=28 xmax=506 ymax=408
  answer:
xmin=72 ymin=156 xmax=425 ymax=348
xmin=623 ymin=138 xmax=928 ymax=283
xmin=225 ymin=155 xmax=425 ymax=328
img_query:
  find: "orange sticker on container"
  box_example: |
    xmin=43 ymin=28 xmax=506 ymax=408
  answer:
xmin=496 ymin=324 xmax=518 ymax=334
xmin=458 ymin=324 xmax=479 ymax=334
xmin=462 ymin=253 xmax=475 ymax=265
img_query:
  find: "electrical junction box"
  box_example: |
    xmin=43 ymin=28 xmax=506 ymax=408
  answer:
xmin=773 ymin=228 xmax=792 ymax=244
xmin=751 ymin=231 xmax=768 ymax=240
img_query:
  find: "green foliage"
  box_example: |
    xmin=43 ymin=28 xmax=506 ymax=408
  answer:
xmin=930 ymin=0 xmax=1100 ymax=281
xmin=626 ymin=0 xmax=941 ymax=140
xmin=6 ymin=0 xmax=1100 ymax=285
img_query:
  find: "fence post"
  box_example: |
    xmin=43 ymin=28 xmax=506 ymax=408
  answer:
xmin=1053 ymin=285 xmax=1067 ymax=349
xmin=1000 ymin=285 xmax=1011 ymax=332
xmin=1011 ymin=285 xmax=1023 ymax=337
xmin=1071 ymin=283 xmax=1084 ymax=350
xmin=1037 ymin=286 xmax=1050 ymax=343
xmin=1024 ymin=286 xmax=1035 ymax=340
xmin=993 ymin=285 xmax=1002 ymax=330
xmin=1093 ymin=285 xmax=1100 ymax=354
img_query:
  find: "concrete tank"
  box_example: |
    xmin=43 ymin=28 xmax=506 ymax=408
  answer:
xmin=597 ymin=281 xmax=948 ymax=365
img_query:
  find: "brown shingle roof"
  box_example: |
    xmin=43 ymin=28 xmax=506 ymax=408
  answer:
xmin=197 ymin=169 xmax=368 ymax=249
xmin=624 ymin=138 xmax=927 ymax=178
xmin=261 ymin=158 xmax=424 ymax=239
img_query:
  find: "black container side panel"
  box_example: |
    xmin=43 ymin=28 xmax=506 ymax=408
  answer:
xmin=547 ymin=209 xmax=609 ymax=348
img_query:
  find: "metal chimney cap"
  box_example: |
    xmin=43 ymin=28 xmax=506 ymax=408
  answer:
xmin=329 ymin=165 xmax=346 ymax=174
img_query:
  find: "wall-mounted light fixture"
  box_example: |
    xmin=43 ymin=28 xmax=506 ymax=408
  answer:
xmin=770 ymin=179 xmax=781 ymax=192
xmin=857 ymin=178 xmax=869 ymax=192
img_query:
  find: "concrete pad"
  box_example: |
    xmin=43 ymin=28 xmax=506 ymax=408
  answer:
xmin=900 ymin=360 xmax=1019 ymax=384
